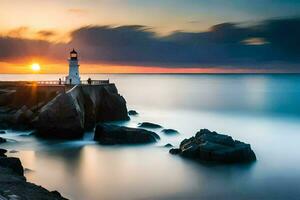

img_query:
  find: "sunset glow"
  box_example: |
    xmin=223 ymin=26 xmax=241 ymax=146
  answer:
xmin=31 ymin=63 xmax=41 ymax=72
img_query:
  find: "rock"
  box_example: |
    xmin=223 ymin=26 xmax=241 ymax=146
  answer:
xmin=164 ymin=143 xmax=173 ymax=148
xmin=24 ymin=168 xmax=34 ymax=173
xmin=35 ymin=90 xmax=85 ymax=139
xmin=13 ymin=105 xmax=34 ymax=124
xmin=0 ymin=137 xmax=6 ymax=143
xmin=0 ymin=157 xmax=24 ymax=175
xmin=138 ymin=122 xmax=162 ymax=129
xmin=169 ymin=148 xmax=181 ymax=154
xmin=162 ymin=129 xmax=179 ymax=135
xmin=0 ymin=156 xmax=68 ymax=200
xmin=0 ymin=130 xmax=6 ymax=134
xmin=35 ymin=84 xmax=129 ymax=139
xmin=94 ymin=124 xmax=160 ymax=145
xmin=128 ymin=110 xmax=138 ymax=115
xmin=170 ymin=129 xmax=256 ymax=163
xmin=0 ymin=148 xmax=7 ymax=157
xmin=9 ymin=150 xmax=19 ymax=153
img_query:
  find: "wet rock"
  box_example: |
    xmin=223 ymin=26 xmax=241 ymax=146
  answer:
xmin=170 ymin=129 xmax=256 ymax=163
xmin=9 ymin=150 xmax=18 ymax=153
xmin=128 ymin=110 xmax=138 ymax=115
xmin=94 ymin=124 xmax=160 ymax=145
xmin=0 ymin=148 xmax=7 ymax=157
xmin=0 ymin=157 xmax=68 ymax=200
xmin=138 ymin=122 xmax=162 ymax=129
xmin=162 ymin=129 xmax=179 ymax=135
xmin=0 ymin=130 xmax=6 ymax=134
xmin=169 ymin=148 xmax=181 ymax=154
xmin=164 ymin=143 xmax=173 ymax=148
xmin=0 ymin=157 xmax=24 ymax=175
xmin=0 ymin=137 xmax=6 ymax=143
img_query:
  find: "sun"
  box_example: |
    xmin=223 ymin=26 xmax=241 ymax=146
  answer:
xmin=31 ymin=63 xmax=41 ymax=71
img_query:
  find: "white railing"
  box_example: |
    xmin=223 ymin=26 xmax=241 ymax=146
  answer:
xmin=36 ymin=79 xmax=110 ymax=85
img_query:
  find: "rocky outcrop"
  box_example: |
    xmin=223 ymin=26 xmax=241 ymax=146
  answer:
xmin=138 ymin=122 xmax=162 ymax=128
xmin=162 ymin=129 xmax=179 ymax=135
xmin=94 ymin=124 xmax=160 ymax=145
xmin=170 ymin=129 xmax=256 ymax=163
xmin=0 ymin=149 xmax=68 ymax=200
xmin=35 ymin=84 xmax=129 ymax=139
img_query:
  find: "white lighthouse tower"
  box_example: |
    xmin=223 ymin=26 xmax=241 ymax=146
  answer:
xmin=65 ymin=49 xmax=81 ymax=85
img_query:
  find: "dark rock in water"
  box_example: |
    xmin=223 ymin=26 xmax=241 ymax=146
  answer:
xmin=0 ymin=148 xmax=7 ymax=157
xmin=9 ymin=150 xmax=19 ymax=153
xmin=169 ymin=129 xmax=256 ymax=163
xmin=164 ymin=143 xmax=173 ymax=148
xmin=169 ymin=148 xmax=181 ymax=154
xmin=0 ymin=136 xmax=6 ymax=143
xmin=162 ymin=129 xmax=179 ymax=135
xmin=138 ymin=122 xmax=162 ymax=129
xmin=0 ymin=130 xmax=5 ymax=134
xmin=128 ymin=110 xmax=138 ymax=115
xmin=24 ymin=168 xmax=34 ymax=173
xmin=35 ymin=84 xmax=129 ymax=139
xmin=0 ymin=157 xmax=24 ymax=175
xmin=94 ymin=124 xmax=160 ymax=145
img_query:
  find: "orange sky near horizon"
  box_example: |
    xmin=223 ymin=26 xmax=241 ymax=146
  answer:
xmin=0 ymin=61 xmax=295 ymax=74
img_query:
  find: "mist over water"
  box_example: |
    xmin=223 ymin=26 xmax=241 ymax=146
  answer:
xmin=2 ymin=74 xmax=300 ymax=200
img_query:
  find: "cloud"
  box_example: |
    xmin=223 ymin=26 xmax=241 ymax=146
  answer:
xmin=7 ymin=26 xmax=29 ymax=38
xmin=36 ymin=30 xmax=56 ymax=37
xmin=0 ymin=17 xmax=299 ymax=70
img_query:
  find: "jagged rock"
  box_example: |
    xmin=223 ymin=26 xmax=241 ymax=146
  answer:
xmin=35 ymin=84 xmax=129 ymax=139
xmin=0 ymin=137 xmax=6 ymax=143
xmin=170 ymin=129 xmax=256 ymax=163
xmin=128 ymin=110 xmax=138 ymax=115
xmin=138 ymin=122 xmax=162 ymax=128
xmin=94 ymin=124 xmax=160 ymax=145
xmin=0 ymin=157 xmax=24 ymax=175
xmin=162 ymin=129 xmax=179 ymax=135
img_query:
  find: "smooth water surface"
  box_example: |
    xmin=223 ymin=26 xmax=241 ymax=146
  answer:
xmin=2 ymin=74 xmax=300 ymax=200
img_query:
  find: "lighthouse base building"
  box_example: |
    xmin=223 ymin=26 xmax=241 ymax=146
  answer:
xmin=65 ymin=49 xmax=81 ymax=85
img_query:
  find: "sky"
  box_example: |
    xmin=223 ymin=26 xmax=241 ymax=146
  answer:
xmin=0 ymin=0 xmax=299 ymax=73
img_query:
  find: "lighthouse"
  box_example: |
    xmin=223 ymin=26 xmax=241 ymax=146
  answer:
xmin=65 ymin=49 xmax=81 ymax=85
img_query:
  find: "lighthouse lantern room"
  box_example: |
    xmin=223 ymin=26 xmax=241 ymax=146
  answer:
xmin=65 ymin=49 xmax=81 ymax=85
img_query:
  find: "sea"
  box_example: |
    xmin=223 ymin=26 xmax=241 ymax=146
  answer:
xmin=1 ymin=73 xmax=300 ymax=200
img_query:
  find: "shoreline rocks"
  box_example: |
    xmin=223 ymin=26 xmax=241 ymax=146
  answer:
xmin=170 ymin=129 xmax=256 ymax=163
xmin=94 ymin=124 xmax=160 ymax=145
xmin=0 ymin=148 xmax=68 ymax=200
xmin=138 ymin=122 xmax=162 ymax=129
